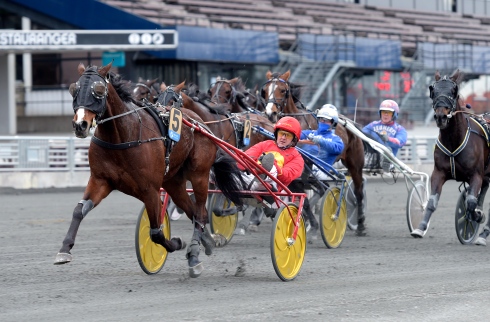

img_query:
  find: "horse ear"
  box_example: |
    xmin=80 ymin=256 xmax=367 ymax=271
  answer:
xmin=280 ymin=70 xmax=291 ymax=81
xmin=98 ymin=62 xmax=112 ymax=77
xmin=138 ymin=77 xmax=144 ymax=83
xmin=451 ymin=69 xmax=460 ymax=82
xmin=77 ymin=63 xmax=86 ymax=75
xmin=160 ymin=82 xmax=167 ymax=91
xmin=429 ymin=85 xmax=434 ymax=99
xmin=435 ymin=70 xmax=441 ymax=81
xmin=150 ymin=78 xmax=159 ymax=85
xmin=266 ymin=70 xmax=272 ymax=80
xmin=175 ymin=81 xmax=186 ymax=92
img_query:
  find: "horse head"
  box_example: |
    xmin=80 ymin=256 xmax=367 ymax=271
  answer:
xmin=133 ymin=77 xmax=160 ymax=104
xmin=261 ymin=70 xmax=291 ymax=123
xmin=430 ymin=70 xmax=462 ymax=129
xmin=208 ymin=77 xmax=245 ymax=105
xmin=71 ymin=62 xmax=112 ymax=138
xmin=156 ymin=81 xmax=185 ymax=108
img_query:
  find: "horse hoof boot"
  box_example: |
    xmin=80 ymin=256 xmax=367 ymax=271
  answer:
xmin=189 ymin=262 xmax=204 ymax=278
xmin=171 ymin=237 xmax=186 ymax=251
xmin=201 ymin=229 xmax=215 ymax=256
xmin=248 ymin=224 xmax=259 ymax=232
xmin=411 ymin=229 xmax=424 ymax=238
xmin=54 ymin=252 xmax=72 ymax=265
xmin=474 ymin=237 xmax=487 ymax=246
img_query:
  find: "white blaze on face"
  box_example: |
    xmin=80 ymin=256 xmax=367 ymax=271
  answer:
xmin=75 ymin=108 xmax=86 ymax=124
xmin=265 ymin=82 xmax=276 ymax=116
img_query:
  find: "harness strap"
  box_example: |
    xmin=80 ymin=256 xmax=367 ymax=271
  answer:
xmin=91 ymin=135 xmax=165 ymax=150
xmin=436 ymin=120 xmax=471 ymax=179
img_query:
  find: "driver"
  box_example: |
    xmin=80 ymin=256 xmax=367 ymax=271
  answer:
xmin=362 ymin=100 xmax=407 ymax=171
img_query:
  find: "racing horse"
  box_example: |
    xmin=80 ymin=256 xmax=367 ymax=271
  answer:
xmin=411 ymin=70 xmax=490 ymax=244
xmin=208 ymin=77 xmax=266 ymax=114
xmin=157 ymin=81 xmax=274 ymax=150
xmin=54 ymin=62 xmax=245 ymax=278
xmin=133 ymin=77 xmax=160 ymax=103
xmin=261 ymin=70 xmax=367 ymax=236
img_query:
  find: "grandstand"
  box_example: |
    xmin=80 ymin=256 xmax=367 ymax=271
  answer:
xmin=100 ymin=0 xmax=490 ymax=55
xmin=3 ymin=0 xmax=490 ymax=135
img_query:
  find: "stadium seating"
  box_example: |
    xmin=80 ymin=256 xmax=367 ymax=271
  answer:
xmin=99 ymin=0 xmax=490 ymax=53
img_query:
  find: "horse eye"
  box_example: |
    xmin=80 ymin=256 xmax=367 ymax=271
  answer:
xmin=68 ymin=83 xmax=77 ymax=97
xmin=94 ymin=83 xmax=106 ymax=97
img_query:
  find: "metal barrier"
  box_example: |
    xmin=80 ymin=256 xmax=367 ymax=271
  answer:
xmin=0 ymin=135 xmax=435 ymax=172
xmin=0 ymin=136 xmax=90 ymax=172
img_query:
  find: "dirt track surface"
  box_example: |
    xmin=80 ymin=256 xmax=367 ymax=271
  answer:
xmin=2 ymin=178 xmax=490 ymax=322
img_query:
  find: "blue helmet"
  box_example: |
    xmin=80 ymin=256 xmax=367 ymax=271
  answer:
xmin=379 ymin=100 xmax=399 ymax=121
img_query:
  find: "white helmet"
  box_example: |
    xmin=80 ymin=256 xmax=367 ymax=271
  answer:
xmin=317 ymin=104 xmax=339 ymax=125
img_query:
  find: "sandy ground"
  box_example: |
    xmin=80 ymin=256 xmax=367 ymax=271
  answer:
xmin=1 ymin=178 xmax=490 ymax=322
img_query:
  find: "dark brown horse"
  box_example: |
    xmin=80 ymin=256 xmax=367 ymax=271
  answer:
xmin=411 ymin=70 xmax=490 ymax=244
xmin=132 ymin=77 xmax=160 ymax=103
xmin=157 ymin=82 xmax=274 ymax=150
xmin=54 ymin=62 xmax=245 ymax=278
xmin=208 ymin=77 xmax=266 ymax=114
xmin=261 ymin=70 xmax=367 ymax=236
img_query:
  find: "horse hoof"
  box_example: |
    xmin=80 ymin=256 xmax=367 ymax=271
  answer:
xmin=211 ymin=233 xmax=227 ymax=247
xmin=54 ymin=252 xmax=72 ymax=265
xmin=474 ymin=237 xmax=487 ymax=246
xmin=189 ymin=262 xmax=204 ymax=278
xmin=411 ymin=229 xmax=424 ymax=238
xmin=355 ymin=230 xmax=366 ymax=237
xmin=171 ymin=237 xmax=186 ymax=251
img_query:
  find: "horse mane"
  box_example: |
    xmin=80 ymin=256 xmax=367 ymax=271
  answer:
xmin=106 ymin=69 xmax=142 ymax=106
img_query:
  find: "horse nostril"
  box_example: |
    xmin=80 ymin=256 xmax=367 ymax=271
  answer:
xmin=80 ymin=121 xmax=88 ymax=131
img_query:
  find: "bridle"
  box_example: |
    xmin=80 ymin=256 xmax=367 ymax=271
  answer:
xmin=430 ymin=77 xmax=458 ymax=118
xmin=210 ymin=80 xmax=236 ymax=104
xmin=262 ymin=77 xmax=289 ymax=113
xmin=135 ymin=82 xmax=159 ymax=103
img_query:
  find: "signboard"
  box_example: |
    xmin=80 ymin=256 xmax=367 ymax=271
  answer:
xmin=0 ymin=29 xmax=178 ymax=52
xmin=102 ymin=51 xmax=125 ymax=67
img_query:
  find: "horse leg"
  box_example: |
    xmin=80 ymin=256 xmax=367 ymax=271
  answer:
xmin=466 ymin=175 xmax=484 ymax=223
xmin=411 ymin=172 xmax=446 ymax=238
xmin=145 ymin=190 xmax=186 ymax=253
xmin=475 ymin=180 xmax=490 ymax=246
xmin=54 ymin=179 xmax=111 ymax=264
xmin=350 ymin=169 xmax=366 ymax=237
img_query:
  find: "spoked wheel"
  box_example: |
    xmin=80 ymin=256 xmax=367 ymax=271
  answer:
xmin=270 ymin=203 xmax=306 ymax=281
xmin=320 ymin=186 xmax=347 ymax=249
xmin=208 ymin=193 xmax=238 ymax=246
xmin=406 ymin=180 xmax=429 ymax=236
xmin=455 ymin=190 xmax=480 ymax=245
xmin=345 ymin=177 xmax=367 ymax=231
xmin=135 ymin=206 xmax=170 ymax=274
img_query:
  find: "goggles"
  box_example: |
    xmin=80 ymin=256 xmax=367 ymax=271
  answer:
xmin=277 ymin=130 xmax=294 ymax=140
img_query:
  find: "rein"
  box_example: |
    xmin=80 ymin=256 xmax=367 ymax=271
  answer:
xmin=92 ymin=104 xmax=165 ymax=150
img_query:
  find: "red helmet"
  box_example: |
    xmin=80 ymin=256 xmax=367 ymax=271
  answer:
xmin=274 ymin=116 xmax=302 ymax=141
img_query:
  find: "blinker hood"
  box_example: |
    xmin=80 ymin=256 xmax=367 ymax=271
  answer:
xmin=72 ymin=69 xmax=108 ymax=118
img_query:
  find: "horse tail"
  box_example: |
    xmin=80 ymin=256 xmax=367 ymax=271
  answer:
xmin=212 ymin=150 xmax=246 ymax=206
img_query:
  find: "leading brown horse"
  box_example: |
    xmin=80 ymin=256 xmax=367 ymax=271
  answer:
xmin=411 ymin=70 xmax=490 ymax=244
xmin=54 ymin=62 xmax=245 ymax=278
xmin=261 ymin=70 xmax=367 ymax=236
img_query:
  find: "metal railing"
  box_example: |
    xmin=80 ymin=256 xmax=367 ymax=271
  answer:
xmin=0 ymin=136 xmax=90 ymax=171
xmin=0 ymin=135 xmax=434 ymax=173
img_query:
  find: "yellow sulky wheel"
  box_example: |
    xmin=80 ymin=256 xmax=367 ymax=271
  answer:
xmin=135 ymin=206 xmax=170 ymax=275
xmin=208 ymin=194 xmax=238 ymax=246
xmin=270 ymin=203 xmax=306 ymax=281
xmin=320 ymin=186 xmax=347 ymax=249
